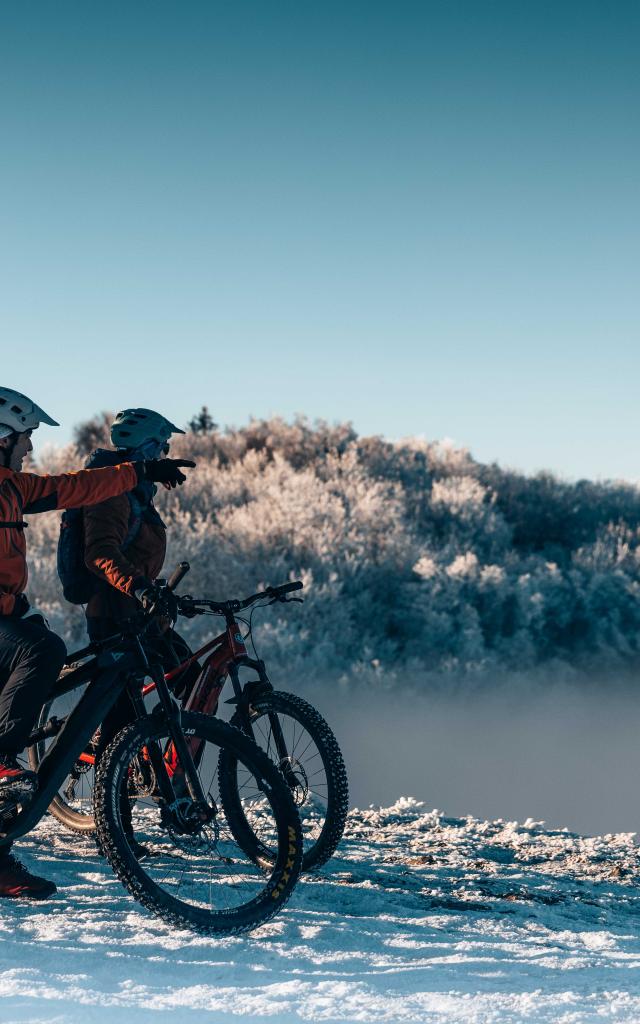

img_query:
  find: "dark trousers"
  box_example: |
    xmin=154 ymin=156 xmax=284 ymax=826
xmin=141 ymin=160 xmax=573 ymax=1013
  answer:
xmin=0 ymin=614 xmax=67 ymax=860
xmin=86 ymin=618 xmax=200 ymax=842
xmin=0 ymin=615 xmax=67 ymax=755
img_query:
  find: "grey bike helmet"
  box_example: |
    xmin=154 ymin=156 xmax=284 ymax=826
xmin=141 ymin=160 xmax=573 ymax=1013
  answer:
xmin=0 ymin=387 xmax=59 ymax=440
xmin=111 ymin=408 xmax=185 ymax=449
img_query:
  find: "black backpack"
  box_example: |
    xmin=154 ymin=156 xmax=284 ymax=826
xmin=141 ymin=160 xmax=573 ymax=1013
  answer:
xmin=57 ymin=448 xmax=164 ymax=605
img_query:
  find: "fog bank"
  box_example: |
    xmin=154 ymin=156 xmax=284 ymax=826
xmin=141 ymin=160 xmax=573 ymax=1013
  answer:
xmin=308 ymin=680 xmax=640 ymax=837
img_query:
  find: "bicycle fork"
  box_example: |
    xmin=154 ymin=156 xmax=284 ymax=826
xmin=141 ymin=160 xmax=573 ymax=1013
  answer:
xmin=228 ymin=664 xmax=299 ymax=791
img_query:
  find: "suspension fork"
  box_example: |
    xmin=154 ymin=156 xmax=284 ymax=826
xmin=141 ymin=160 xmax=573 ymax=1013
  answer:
xmin=230 ymin=663 xmax=293 ymax=778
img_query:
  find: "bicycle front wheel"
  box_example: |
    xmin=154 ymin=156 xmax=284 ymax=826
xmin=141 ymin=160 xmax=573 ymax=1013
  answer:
xmin=93 ymin=711 xmax=303 ymax=935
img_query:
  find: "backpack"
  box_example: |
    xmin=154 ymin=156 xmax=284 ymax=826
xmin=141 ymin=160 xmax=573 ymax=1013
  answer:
xmin=57 ymin=448 xmax=164 ymax=605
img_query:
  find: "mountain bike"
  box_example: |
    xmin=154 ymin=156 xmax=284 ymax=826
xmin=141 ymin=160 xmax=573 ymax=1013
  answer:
xmin=15 ymin=566 xmax=303 ymax=934
xmin=30 ymin=565 xmax=348 ymax=871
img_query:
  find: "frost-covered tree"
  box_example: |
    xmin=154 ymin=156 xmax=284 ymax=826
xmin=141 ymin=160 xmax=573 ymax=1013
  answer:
xmin=25 ymin=415 xmax=640 ymax=686
xmin=187 ymin=406 xmax=218 ymax=435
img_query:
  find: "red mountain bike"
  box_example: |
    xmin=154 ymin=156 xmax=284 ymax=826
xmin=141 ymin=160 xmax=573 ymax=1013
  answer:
xmin=30 ymin=565 xmax=348 ymax=871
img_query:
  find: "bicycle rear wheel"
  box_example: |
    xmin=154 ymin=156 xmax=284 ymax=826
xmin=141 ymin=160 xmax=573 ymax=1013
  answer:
xmin=28 ymin=695 xmax=97 ymax=834
xmin=93 ymin=711 xmax=303 ymax=934
xmin=220 ymin=691 xmax=348 ymax=871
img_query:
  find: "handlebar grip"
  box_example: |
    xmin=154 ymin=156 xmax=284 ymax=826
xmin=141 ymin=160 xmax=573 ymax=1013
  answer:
xmin=277 ymin=581 xmax=303 ymax=595
xmin=167 ymin=561 xmax=191 ymax=591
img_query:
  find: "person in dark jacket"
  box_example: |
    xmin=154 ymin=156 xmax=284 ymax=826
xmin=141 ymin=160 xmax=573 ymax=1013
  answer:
xmin=0 ymin=388 xmax=195 ymax=898
xmin=82 ymin=409 xmax=202 ymax=857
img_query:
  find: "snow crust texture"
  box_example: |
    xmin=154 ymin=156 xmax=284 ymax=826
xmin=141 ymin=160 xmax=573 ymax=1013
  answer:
xmin=3 ymin=798 xmax=640 ymax=1024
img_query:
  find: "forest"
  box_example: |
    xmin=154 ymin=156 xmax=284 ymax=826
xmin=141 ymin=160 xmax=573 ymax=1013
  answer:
xmin=26 ymin=412 xmax=640 ymax=689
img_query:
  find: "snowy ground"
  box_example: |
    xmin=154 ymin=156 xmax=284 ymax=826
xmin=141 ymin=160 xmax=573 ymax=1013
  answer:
xmin=3 ymin=799 xmax=640 ymax=1024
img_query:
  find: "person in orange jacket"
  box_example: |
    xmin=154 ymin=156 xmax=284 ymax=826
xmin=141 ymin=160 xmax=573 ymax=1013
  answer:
xmin=0 ymin=387 xmax=195 ymax=898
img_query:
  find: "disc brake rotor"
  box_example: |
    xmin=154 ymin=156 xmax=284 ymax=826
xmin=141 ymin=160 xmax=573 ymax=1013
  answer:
xmin=73 ymin=727 xmax=101 ymax=777
xmin=279 ymin=756 xmax=309 ymax=806
xmin=160 ymin=796 xmax=221 ymax=855
xmin=129 ymin=754 xmax=157 ymax=798
xmin=63 ymin=729 xmax=101 ymax=801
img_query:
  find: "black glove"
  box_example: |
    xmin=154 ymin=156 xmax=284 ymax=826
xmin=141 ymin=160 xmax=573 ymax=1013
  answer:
xmin=134 ymin=581 xmax=178 ymax=622
xmin=143 ymin=459 xmax=196 ymax=489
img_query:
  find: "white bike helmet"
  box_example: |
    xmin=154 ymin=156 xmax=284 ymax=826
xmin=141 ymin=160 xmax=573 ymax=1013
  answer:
xmin=111 ymin=408 xmax=185 ymax=449
xmin=0 ymin=387 xmax=59 ymax=440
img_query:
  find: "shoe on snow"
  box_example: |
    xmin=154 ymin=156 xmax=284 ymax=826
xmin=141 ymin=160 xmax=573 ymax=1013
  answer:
xmin=0 ymin=757 xmax=36 ymax=801
xmin=0 ymin=854 xmax=57 ymax=899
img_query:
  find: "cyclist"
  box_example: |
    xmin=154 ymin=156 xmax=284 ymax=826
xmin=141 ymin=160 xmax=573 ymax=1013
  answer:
xmin=0 ymin=388 xmax=195 ymax=898
xmin=83 ymin=408 xmax=191 ymax=647
xmin=81 ymin=408 xmax=202 ymax=857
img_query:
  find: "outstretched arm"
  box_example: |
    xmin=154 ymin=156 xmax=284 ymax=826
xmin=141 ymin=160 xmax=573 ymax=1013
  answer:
xmin=16 ymin=463 xmax=141 ymax=514
xmin=14 ymin=458 xmax=195 ymax=513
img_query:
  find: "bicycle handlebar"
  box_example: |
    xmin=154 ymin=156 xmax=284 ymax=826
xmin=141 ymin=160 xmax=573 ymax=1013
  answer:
xmin=273 ymin=581 xmax=303 ymax=596
xmin=63 ymin=573 xmax=302 ymax=665
xmin=167 ymin=561 xmax=190 ymax=591
xmin=178 ymin=579 xmax=304 ymax=617
xmin=242 ymin=580 xmax=303 ymax=607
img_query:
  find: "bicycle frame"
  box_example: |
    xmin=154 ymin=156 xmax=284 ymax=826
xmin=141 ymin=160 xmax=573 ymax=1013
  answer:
xmin=71 ymin=615 xmax=289 ymax=774
xmin=163 ymin=615 xmax=294 ymax=777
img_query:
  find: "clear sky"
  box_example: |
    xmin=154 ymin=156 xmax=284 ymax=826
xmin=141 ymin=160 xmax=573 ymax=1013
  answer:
xmin=1 ymin=1 xmax=638 ymax=480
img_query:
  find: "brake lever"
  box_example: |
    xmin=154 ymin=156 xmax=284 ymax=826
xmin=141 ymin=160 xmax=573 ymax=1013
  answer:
xmin=178 ymin=595 xmax=199 ymax=619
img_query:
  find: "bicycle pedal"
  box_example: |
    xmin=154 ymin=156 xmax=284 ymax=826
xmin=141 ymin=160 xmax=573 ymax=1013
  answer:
xmin=0 ymin=796 xmax=22 ymax=826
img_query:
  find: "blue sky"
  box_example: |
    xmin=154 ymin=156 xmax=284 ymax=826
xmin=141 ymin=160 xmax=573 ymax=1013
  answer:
xmin=1 ymin=1 xmax=638 ymax=480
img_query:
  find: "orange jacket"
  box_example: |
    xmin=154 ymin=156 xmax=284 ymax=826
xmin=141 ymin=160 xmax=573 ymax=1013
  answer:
xmin=0 ymin=462 xmax=140 ymax=615
xmin=84 ymin=491 xmax=166 ymax=617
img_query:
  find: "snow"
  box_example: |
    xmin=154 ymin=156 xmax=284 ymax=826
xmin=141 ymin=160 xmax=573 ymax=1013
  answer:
xmin=3 ymin=799 xmax=640 ymax=1023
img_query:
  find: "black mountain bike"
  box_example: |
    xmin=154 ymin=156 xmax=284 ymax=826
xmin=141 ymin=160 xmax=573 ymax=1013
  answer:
xmin=10 ymin=567 xmax=303 ymax=934
xmin=30 ymin=567 xmax=349 ymax=872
